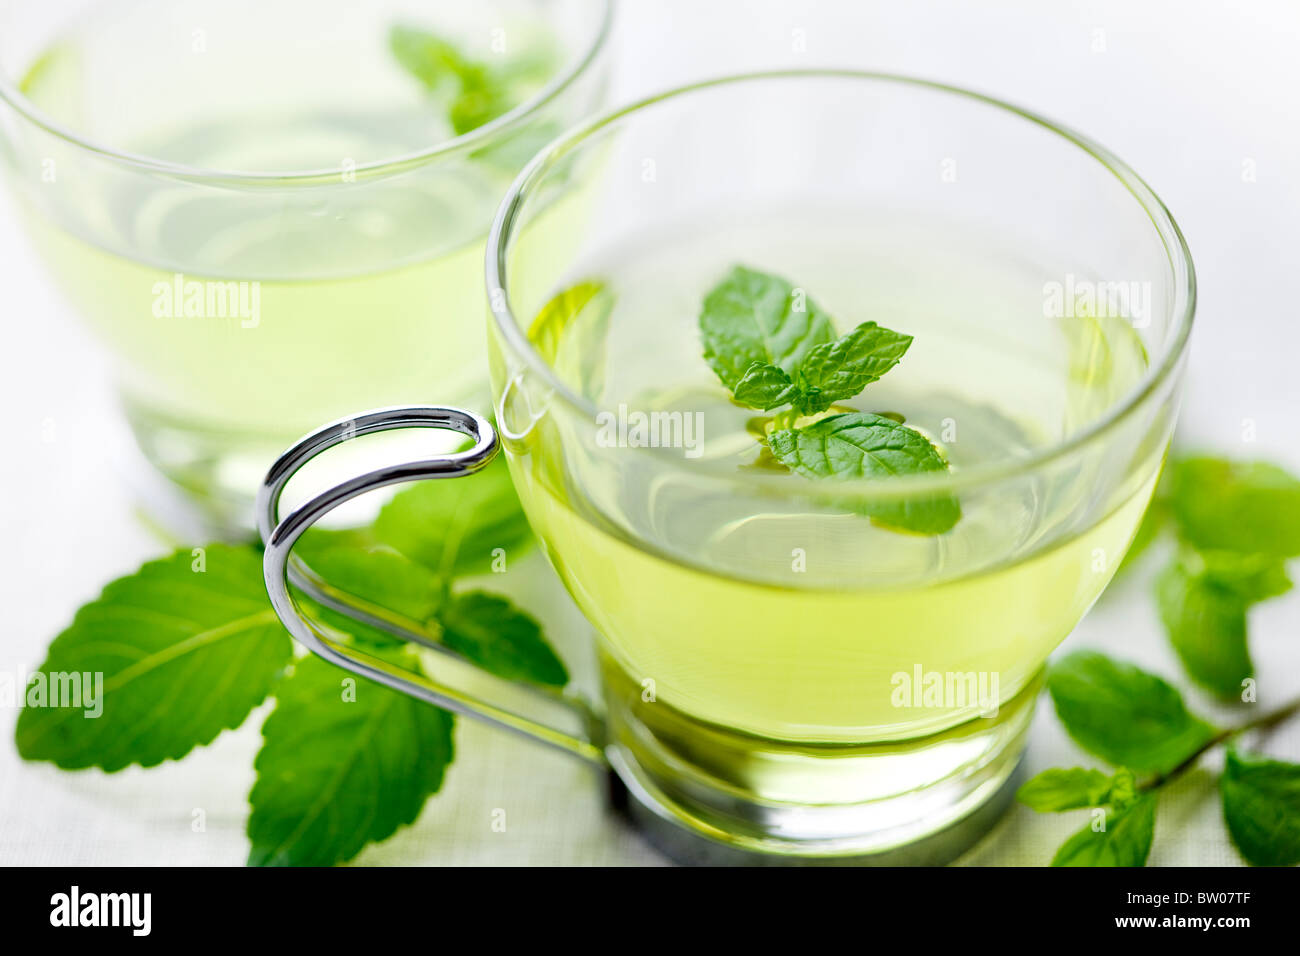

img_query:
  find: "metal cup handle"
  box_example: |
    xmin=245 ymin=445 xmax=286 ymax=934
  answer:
xmin=257 ymin=405 xmax=605 ymax=766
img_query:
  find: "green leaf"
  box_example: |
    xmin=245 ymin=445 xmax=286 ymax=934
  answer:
xmin=294 ymin=529 xmax=445 ymax=648
xmin=1106 ymin=767 xmax=1140 ymax=810
xmin=389 ymin=25 xmax=511 ymax=135
xmin=15 ymin=545 xmax=291 ymax=771
xmin=1050 ymin=792 xmax=1158 ymax=867
xmin=768 ymin=411 xmax=960 ymax=534
xmin=699 ymin=265 xmax=836 ymax=391
xmin=1156 ymin=558 xmax=1253 ymax=700
xmin=1197 ymin=550 xmax=1293 ymax=602
xmin=1046 ymin=651 xmax=1217 ymax=774
xmin=1170 ymin=457 xmax=1300 ymax=557
xmin=390 ymin=25 xmax=465 ymax=91
xmin=732 ymin=362 xmax=798 ymax=410
xmin=792 ymin=321 xmax=913 ymax=414
xmin=296 ymin=529 xmax=446 ymax=618
xmin=1221 ymin=747 xmax=1300 ymax=867
xmin=438 ymin=591 xmax=568 ymax=688
xmin=1017 ymin=767 xmax=1115 ymax=811
xmin=372 ymin=455 xmax=533 ymax=578
xmin=247 ymin=653 xmax=454 ymax=867
xmin=527 ymin=280 xmax=613 ymax=400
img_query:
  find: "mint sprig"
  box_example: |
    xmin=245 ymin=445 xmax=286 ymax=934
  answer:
xmin=15 ymin=459 xmax=567 ymax=866
xmin=699 ymin=265 xmax=959 ymax=534
xmin=1118 ymin=454 xmax=1299 ymax=700
xmin=1023 ymin=653 xmax=1300 ymax=866
xmin=1023 ymin=453 xmax=1300 ymax=867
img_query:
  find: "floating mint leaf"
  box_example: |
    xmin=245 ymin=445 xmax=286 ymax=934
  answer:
xmin=732 ymin=362 xmax=798 ymax=410
xmin=792 ymin=322 xmax=913 ymax=414
xmin=389 ymin=25 xmax=512 ymax=135
xmin=528 ymin=280 xmax=613 ymax=400
xmin=699 ymin=265 xmax=835 ymax=391
xmin=390 ymin=25 xmax=465 ymax=91
xmin=15 ymin=545 xmax=291 ymax=771
xmin=1016 ymin=767 xmax=1117 ymax=812
xmin=768 ymin=411 xmax=960 ymax=534
xmin=248 ymin=652 xmax=454 ymax=866
xmin=372 ymin=455 xmax=533 ymax=578
xmin=1220 ymin=747 xmax=1300 ymax=867
xmin=1046 ymin=651 xmax=1217 ymax=774
xmin=438 ymin=591 xmax=568 ymax=688
xmin=698 ymin=266 xmax=954 ymax=532
xmin=1170 ymin=457 xmax=1300 ymax=557
xmin=1050 ymin=792 xmax=1158 ymax=867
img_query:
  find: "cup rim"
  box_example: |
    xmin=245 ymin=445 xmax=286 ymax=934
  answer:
xmin=486 ymin=69 xmax=1197 ymax=499
xmin=0 ymin=0 xmax=613 ymax=185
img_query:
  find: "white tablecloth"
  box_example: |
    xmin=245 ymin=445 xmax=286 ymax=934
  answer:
xmin=3 ymin=0 xmax=1298 ymax=866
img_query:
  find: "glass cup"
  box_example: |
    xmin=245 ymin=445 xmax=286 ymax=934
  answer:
xmin=0 ymin=0 xmax=611 ymax=532
xmin=260 ymin=72 xmax=1195 ymax=863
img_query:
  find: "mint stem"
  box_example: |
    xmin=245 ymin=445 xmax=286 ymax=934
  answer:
xmin=1140 ymin=695 xmax=1300 ymax=792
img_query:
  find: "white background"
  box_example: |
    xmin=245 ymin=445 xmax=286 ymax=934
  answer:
xmin=2 ymin=0 xmax=1298 ymax=865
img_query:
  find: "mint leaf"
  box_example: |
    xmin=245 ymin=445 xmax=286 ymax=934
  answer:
xmin=1050 ymin=792 xmax=1158 ymax=867
xmin=438 ymin=592 xmax=568 ymax=688
xmin=527 ymin=280 xmax=613 ymax=400
xmin=1197 ymin=550 xmax=1293 ymax=602
xmin=792 ymin=322 xmax=913 ymax=414
xmin=1220 ymin=747 xmax=1300 ymax=867
xmin=1156 ymin=558 xmax=1252 ymax=700
xmin=294 ymin=530 xmax=445 ymax=649
xmin=248 ymin=652 xmax=454 ymax=867
xmin=1170 ymin=457 xmax=1300 ymax=557
xmin=732 ymin=362 xmax=798 ymax=410
xmin=295 ymin=533 xmax=568 ymax=692
xmin=1046 ymin=651 xmax=1217 ymax=774
xmin=1017 ymin=767 xmax=1116 ymax=811
xmin=372 ymin=456 xmax=533 ymax=578
xmin=698 ymin=266 xmax=955 ymax=532
xmin=768 ymin=411 xmax=960 ymax=534
xmin=390 ymin=26 xmax=465 ymax=91
xmin=297 ymin=529 xmax=446 ymax=618
xmin=699 ymin=265 xmax=835 ymax=391
xmin=389 ymin=25 xmax=511 ymax=135
xmin=15 ymin=545 xmax=291 ymax=771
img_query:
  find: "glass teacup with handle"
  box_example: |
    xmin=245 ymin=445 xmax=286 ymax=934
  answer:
xmin=260 ymin=72 xmax=1195 ymax=863
xmin=0 ymin=0 xmax=611 ymax=533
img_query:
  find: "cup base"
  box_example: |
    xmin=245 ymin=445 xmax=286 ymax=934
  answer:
xmin=599 ymin=667 xmax=1040 ymax=864
xmin=609 ymin=747 xmax=1025 ymax=865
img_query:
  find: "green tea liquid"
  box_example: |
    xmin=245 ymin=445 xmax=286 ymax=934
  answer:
xmin=16 ymin=5 xmax=559 ymax=508
xmin=509 ymin=205 xmax=1156 ymax=744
